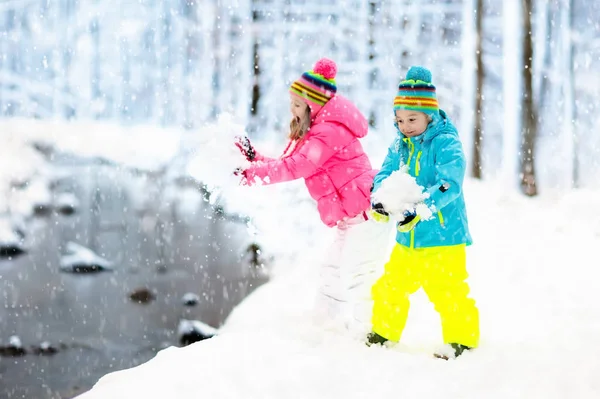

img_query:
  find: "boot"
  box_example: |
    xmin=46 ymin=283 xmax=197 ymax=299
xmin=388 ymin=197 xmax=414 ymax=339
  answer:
xmin=366 ymin=331 xmax=388 ymax=346
xmin=434 ymin=343 xmax=472 ymax=360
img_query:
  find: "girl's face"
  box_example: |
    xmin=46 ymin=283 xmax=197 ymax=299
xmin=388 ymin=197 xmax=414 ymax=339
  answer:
xmin=290 ymin=96 xmax=309 ymax=120
xmin=395 ymin=110 xmax=430 ymax=137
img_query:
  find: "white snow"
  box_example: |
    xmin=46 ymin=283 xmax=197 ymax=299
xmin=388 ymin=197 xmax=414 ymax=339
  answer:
xmin=186 ymin=113 xmax=251 ymax=190
xmin=8 ymin=335 xmax=23 ymax=349
xmin=0 ymin=118 xmax=181 ymax=219
xmin=0 ymin=118 xmax=180 ymax=171
xmin=371 ymin=166 xmax=432 ymax=220
xmin=0 ymin=216 xmax=25 ymax=253
xmin=76 ymin=150 xmax=600 ymax=398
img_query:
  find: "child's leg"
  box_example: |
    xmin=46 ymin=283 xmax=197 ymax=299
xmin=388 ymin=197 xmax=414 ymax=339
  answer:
xmin=339 ymin=218 xmax=395 ymax=335
xmin=421 ymin=245 xmax=480 ymax=348
xmin=371 ymin=244 xmax=421 ymax=342
xmin=315 ymin=227 xmax=346 ymax=325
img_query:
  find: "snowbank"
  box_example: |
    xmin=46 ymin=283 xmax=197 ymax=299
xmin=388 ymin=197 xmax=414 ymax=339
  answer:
xmin=1 ymin=118 xmax=181 ymax=171
xmin=0 ymin=118 xmax=181 ymax=218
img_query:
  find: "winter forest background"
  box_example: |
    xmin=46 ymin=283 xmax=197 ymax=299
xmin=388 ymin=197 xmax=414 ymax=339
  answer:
xmin=2 ymin=0 xmax=599 ymax=193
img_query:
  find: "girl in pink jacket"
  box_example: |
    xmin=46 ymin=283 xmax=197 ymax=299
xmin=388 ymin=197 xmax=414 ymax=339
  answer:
xmin=236 ymin=58 xmax=393 ymax=336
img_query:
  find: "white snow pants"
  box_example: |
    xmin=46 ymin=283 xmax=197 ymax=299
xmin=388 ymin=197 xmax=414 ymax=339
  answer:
xmin=314 ymin=211 xmax=395 ymax=337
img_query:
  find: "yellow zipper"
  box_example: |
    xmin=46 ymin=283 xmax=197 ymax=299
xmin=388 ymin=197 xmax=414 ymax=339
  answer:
xmin=415 ymin=151 xmax=422 ymax=176
xmin=438 ymin=210 xmax=445 ymax=227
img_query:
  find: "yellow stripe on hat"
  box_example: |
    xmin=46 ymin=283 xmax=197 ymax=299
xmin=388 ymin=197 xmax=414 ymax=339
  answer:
xmin=394 ymin=98 xmax=438 ymax=107
xmin=394 ymin=101 xmax=438 ymax=108
xmin=290 ymin=82 xmax=331 ymax=103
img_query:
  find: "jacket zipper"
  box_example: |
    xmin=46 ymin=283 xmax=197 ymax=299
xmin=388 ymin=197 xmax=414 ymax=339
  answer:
xmin=405 ymin=139 xmax=415 ymax=173
xmin=405 ymin=139 xmax=420 ymax=248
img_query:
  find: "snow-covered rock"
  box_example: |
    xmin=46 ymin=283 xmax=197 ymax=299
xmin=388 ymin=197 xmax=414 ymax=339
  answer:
xmin=181 ymin=293 xmax=200 ymax=307
xmin=0 ymin=216 xmax=26 ymax=257
xmin=59 ymin=242 xmax=113 ymax=273
xmin=177 ymin=319 xmax=218 ymax=346
xmin=54 ymin=192 xmax=79 ymax=215
xmin=32 ymin=341 xmax=59 ymax=356
xmin=0 ymin=335 xmax=26 ymax=357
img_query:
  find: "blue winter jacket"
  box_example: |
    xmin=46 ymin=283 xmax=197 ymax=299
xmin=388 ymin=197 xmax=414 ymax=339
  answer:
xmin=372 ymin=110 xmax=472 ymax=248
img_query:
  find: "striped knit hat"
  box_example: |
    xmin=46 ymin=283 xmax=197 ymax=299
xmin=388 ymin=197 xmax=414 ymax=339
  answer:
xmin=290 ymin=58 xmax=338 ymax=119
xmin=394 ymin=66 xmax=439 ymax=116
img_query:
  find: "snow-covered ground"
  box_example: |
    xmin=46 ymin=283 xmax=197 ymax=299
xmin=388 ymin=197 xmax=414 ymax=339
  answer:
xmin=0 ymin=118 xmax=181 ymax=220
xmin=1 ymin=118 xmax=181 ymax=171
xmin=74 ymin=126 xmax=600 ymax=398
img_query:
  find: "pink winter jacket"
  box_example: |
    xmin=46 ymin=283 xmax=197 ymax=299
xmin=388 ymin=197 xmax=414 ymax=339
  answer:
xmin=244 ymin=95 xmax=376 ymax=227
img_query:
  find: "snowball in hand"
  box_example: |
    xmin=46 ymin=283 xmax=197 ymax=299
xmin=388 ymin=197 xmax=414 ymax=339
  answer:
xmin=371 ymin=166 xmax=432 ymax=220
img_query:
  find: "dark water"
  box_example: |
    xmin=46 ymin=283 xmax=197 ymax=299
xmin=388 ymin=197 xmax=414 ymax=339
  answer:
xmin=0 ymin=160 xmax=268 ymax=398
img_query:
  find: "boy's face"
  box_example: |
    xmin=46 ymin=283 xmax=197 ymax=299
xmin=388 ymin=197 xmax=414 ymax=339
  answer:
xmin=395 ymin=110 xmax=430 ymax=137
xmin=290 ymin=95 xmax=309 ymax=120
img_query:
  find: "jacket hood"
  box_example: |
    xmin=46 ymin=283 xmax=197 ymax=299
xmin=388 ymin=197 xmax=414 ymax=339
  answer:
xmin=313 ymin=95 xmax=369 ymax=138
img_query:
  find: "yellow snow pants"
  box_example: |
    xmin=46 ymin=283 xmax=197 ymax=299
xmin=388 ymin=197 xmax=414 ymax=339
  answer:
xmin=371 ymin=243 xmax=479 ymax=348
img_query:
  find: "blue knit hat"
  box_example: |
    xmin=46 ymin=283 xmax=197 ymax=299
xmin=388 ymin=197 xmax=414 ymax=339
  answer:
xmin=394 ymin=66 xmax=439 ymax=116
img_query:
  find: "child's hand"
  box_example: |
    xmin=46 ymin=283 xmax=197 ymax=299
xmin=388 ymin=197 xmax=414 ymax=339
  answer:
xmin=370 ymin=202 xmax=390 ymax=223
xmin=397 ymin=209 xmax=420 ymax=232
xmin=233 ymin=167 xmax=249 ymax=186
xmin=233 ymin=167 xmax=244 ymax=176
xmin=234 ymin=136 xmax=256 ymax=161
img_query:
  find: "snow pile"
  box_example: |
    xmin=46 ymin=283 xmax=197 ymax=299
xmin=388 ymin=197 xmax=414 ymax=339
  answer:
xmin=0 ymin=216 xmax=25 ymax=254
xmin=371 ymin=166 xmax=433 ymax=220
xmin=0 ymin=133 xmax=46 ymax=188
xmin=0 ymin=134 xmax=48 ymax=214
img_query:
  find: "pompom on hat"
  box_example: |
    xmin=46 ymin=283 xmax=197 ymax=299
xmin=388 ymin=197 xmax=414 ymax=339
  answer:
xmin=393 ymin=66 xmax=439 ymax=116
xmin=290 ymin=58 xmax=338 ymax=119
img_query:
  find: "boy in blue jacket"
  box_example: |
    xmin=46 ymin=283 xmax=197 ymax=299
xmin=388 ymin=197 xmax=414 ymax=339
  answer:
xmin=367 ymin=66 xmax=479 ymax=359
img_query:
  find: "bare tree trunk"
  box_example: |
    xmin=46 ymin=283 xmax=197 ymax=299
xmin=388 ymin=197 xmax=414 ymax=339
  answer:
xmin=563 ymin=0 xmax=578 ymax=187
xmin=250 ymin=38 xmax=260 ymax=117
xmin=367 ymin=0 xmax=377 ymax=127
xmin=535 ymin=0 xmax=552 ymax=109
xmin=520 ymin=0 xmax=538 ymax=196
xmin=472 ymin=0 xmax=485 ymax=179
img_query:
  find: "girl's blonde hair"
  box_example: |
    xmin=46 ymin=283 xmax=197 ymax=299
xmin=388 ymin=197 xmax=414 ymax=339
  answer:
xmin=289 ymin=106 xmax=311 ymax=141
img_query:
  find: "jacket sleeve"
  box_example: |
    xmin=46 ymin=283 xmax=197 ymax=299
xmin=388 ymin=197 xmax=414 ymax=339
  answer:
xmin=253 ymin=150 xmax=276 ymax=163
xmin=243 ymin=128 xmax=337 ymax=186
xmin=371 ymin=138 xmax=401 ymax=194
xmin=423 ymin=134 xmax=466 ymax=212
